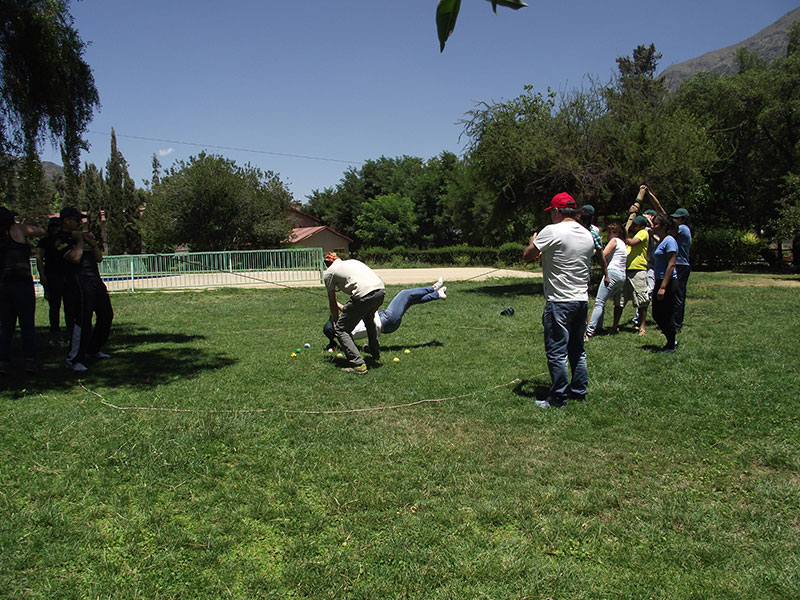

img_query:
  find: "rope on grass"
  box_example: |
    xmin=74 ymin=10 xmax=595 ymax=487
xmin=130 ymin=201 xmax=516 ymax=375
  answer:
xmin=79 ymin=378 xmax=522 ymax=416
xmin=459 ymin=268 xmax=504 ymax=282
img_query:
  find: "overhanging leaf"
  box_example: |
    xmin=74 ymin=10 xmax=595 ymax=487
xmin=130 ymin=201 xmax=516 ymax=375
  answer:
xmin=487 ymin=0 xmax=528 ymax=12
xmin=436 ymin=0 xmax=461 ymax=52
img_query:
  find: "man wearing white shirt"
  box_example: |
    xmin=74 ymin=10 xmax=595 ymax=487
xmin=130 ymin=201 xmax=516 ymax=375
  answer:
xmin=323 ymin=252 xmax=385 ymax=374
xmin=523 ymin=193 xmax=596 ymax=408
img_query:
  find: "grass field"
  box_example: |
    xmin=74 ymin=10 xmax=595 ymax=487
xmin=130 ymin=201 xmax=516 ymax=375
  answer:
xmin=1 ymin=271 xmax=799 ymax=599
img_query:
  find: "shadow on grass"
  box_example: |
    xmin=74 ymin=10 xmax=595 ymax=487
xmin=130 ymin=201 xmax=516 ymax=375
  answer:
xmin=320 ymin=340 xmax=444 ymax=371
xmin=513 ymin=378 xmax=551 ymax=401
xmin=1 ymin=321 xmax=235 ymax=396
xmin=380 ymin=340 xmax=443 ymax=352
xmin=462 ymin=282 xmax=544 ymax=297
xmin=641 ymin=344 xmax=673 ymax=353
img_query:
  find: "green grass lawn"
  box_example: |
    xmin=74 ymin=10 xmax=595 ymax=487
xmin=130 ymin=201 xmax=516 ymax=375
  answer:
xmin=1 ymin=272 xmax=799 ymax=599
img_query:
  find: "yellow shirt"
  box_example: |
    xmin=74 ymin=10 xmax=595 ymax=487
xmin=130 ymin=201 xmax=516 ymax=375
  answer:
xmin=626 ymin=229 xmax=649 ymax=271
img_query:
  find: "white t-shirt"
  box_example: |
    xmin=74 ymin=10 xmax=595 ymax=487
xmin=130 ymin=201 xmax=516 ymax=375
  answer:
xmin=608 ymin=237 xmax=628 ymax=273
xmin=351 ymin=312 xmax=384 ymax=340
xmin=534 ymin=220 xmax=595 ymax=302
xmin=323 ymin=259 xmax=385 ymax=298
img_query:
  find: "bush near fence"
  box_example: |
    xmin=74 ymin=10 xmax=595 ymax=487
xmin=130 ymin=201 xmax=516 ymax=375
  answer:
xmin=691 ymin=228 xmax=762 ymax=268
xmin=354 ymin=243 xmax=526 ymax=267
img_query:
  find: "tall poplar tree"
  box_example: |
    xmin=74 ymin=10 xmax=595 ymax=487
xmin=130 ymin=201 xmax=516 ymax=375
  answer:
xmin=80 ymin=162 xmax=105 ymax=248
xmin=104 ymin=128 xmax=127 ymax=253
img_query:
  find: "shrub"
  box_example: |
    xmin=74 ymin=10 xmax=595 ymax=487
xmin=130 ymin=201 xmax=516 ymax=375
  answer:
xmin=692 ymin=228 xmax=762 ymax=268
xmin=354 ymin=244 xmax=527 ymax=267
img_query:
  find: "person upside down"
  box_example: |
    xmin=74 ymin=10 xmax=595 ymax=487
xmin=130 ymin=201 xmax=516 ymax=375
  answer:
xmin=323 ymin=278 xmax=447 ymax=350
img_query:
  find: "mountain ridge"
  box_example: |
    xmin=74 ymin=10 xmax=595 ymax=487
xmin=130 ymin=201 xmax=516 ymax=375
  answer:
xmin=660 ymin=6 xmax=800 ymax=90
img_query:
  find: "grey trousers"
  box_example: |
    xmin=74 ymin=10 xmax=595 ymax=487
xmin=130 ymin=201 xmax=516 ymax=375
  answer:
xmin=335 ymin=289 xmax=385 ymax=366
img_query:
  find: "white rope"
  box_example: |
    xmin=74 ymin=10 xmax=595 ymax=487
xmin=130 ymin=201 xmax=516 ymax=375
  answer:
xmin=79 ymin=378 xmax=522 ymax=416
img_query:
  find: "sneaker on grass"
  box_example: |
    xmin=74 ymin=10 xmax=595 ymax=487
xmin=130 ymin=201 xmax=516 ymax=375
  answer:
xmin=535 ymin=398 xmax=565 ymax=408
xmin=65 ymin=358 xmax=88 ymax=373
xmin=92 ymin=351 xmax=111 ymax=359
xmin=433 ymin=277 xmax=444 ymax=291
xmin=341 ymin=364 xmax=368 ymax=375
xmin=438 ymin=286 xmax=447 ymax=299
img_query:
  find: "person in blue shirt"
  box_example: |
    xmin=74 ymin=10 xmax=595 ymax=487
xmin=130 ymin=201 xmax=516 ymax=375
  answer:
xmin=649 ymin=214 xmax=679 ymax=353
xmin=670 ymin=208 xmax=692 ymax=333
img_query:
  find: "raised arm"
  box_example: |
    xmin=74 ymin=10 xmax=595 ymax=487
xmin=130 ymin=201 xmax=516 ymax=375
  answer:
xmin=625 ymin=185 xmax=648 ymax=235
xmin=522 ymin=233 xmax=541 ymax=263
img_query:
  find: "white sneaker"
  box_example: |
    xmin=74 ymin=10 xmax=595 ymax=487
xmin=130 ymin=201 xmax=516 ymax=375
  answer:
xmin=437 ymin=286 xmax=447 ymax=299
xmin=433 ymin=277 xmax=444 ymax=291
xmin=65 ymin=359 xmax=88 ymax=373
xmin=92 ymin=351 xmax=111 ymax=359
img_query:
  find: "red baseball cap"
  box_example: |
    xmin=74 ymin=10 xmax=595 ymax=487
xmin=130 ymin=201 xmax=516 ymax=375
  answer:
xmin=545 ymin=192 xmax=577 ymax=211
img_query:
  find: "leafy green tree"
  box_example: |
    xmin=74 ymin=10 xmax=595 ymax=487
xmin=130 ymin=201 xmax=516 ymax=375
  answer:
xmin=459 ymin=86 xmax=559 ymax=241
xmin=408 ymin=151 xmax=462 ymax=247
xmin=307 ymin=154 xmax=464 ymax=249
xmin=142 ymin=152 xmax=292 ymax=252
xmin=355 ymin=193 xmax=418 ymax=249
xmin=0 ymin=0 xmax=98 ymax=204
xmin=672 ymin=23 xmax=800 ymax=232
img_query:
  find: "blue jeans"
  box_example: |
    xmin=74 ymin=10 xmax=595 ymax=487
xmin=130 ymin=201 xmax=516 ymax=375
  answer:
xmin=380 ymin=286 xmax=439 ymax=334
xmin=586 ymin=269 xmax=625 ymax=336
xmin=542 ymin=301 xmax=589 ymax=405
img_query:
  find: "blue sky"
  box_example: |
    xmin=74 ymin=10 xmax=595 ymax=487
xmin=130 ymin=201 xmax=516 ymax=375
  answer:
xmin=40 ymin=0 xmax=800 ymax=202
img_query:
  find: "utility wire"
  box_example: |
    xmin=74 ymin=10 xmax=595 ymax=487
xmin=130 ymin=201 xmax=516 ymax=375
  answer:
xmin=86 ymin=130 xmax=363 ymax=165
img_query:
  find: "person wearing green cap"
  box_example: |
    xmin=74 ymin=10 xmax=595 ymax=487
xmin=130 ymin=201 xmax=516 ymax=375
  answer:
xmin=670 ymin=208 xmax=692 ymax=332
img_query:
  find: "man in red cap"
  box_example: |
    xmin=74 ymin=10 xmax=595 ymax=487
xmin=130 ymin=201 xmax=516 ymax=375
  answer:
xmin=523 ymin=193 xmax=596 ymax=408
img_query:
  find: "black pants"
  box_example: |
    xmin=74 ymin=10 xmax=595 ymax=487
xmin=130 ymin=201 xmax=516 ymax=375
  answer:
xmin=66 ymin=276 xmax=113 ymax=364
xmin=0 ymin=280 xmax=36 ymax=363
xmin=45 ymin=270 xmax=72 ymax=335
xmin=652 ymin=278 xmax=677 ymax=350
xmin=673 ymin=264 xmax=690 ymax=332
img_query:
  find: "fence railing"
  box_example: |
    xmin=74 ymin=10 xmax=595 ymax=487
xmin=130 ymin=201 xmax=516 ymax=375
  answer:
xmin=32 ymin=248 xmax=324 ymax=293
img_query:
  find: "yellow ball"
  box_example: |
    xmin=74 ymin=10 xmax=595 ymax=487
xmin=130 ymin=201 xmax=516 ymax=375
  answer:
xmin=336 ymin=353 xmax=344 ymax=359
xmin=290 ymin=353 xmax=297 ymax=358
xmin=393 ymin=357 xmax=400 ymax=363
xmin=404 ymin=349 xmax=411 ymax=355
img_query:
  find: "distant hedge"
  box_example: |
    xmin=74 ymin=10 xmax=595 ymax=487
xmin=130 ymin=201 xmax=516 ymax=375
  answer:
xmin=354 ymin=243 xmax=526 ymax=267
xmin=691 ymin=228 xmax=762 ymax=268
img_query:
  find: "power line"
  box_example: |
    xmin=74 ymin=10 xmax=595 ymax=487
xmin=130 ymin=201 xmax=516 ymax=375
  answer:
xmin=87 ymin=130 xmax=363 ymax=165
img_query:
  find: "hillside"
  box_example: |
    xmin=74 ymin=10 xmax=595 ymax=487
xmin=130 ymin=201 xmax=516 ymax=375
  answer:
xmin=42 ymin=161 xmax=63 ymax=182
xmin=660 ymin=6 xmax=800 ymax=91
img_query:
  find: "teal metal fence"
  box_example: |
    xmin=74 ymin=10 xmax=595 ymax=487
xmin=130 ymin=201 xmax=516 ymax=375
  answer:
xmin=32 ymin=248 xmax=324 ymax=293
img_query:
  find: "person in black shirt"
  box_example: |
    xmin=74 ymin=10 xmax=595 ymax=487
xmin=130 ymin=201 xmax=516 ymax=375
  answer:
xmin=55 ymin=207 xmax=113 ymax=373
xmin=36 ymin=216 xmax=72 ymax=343
xmin=0 ymin=206 xmax=46 ymax=375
